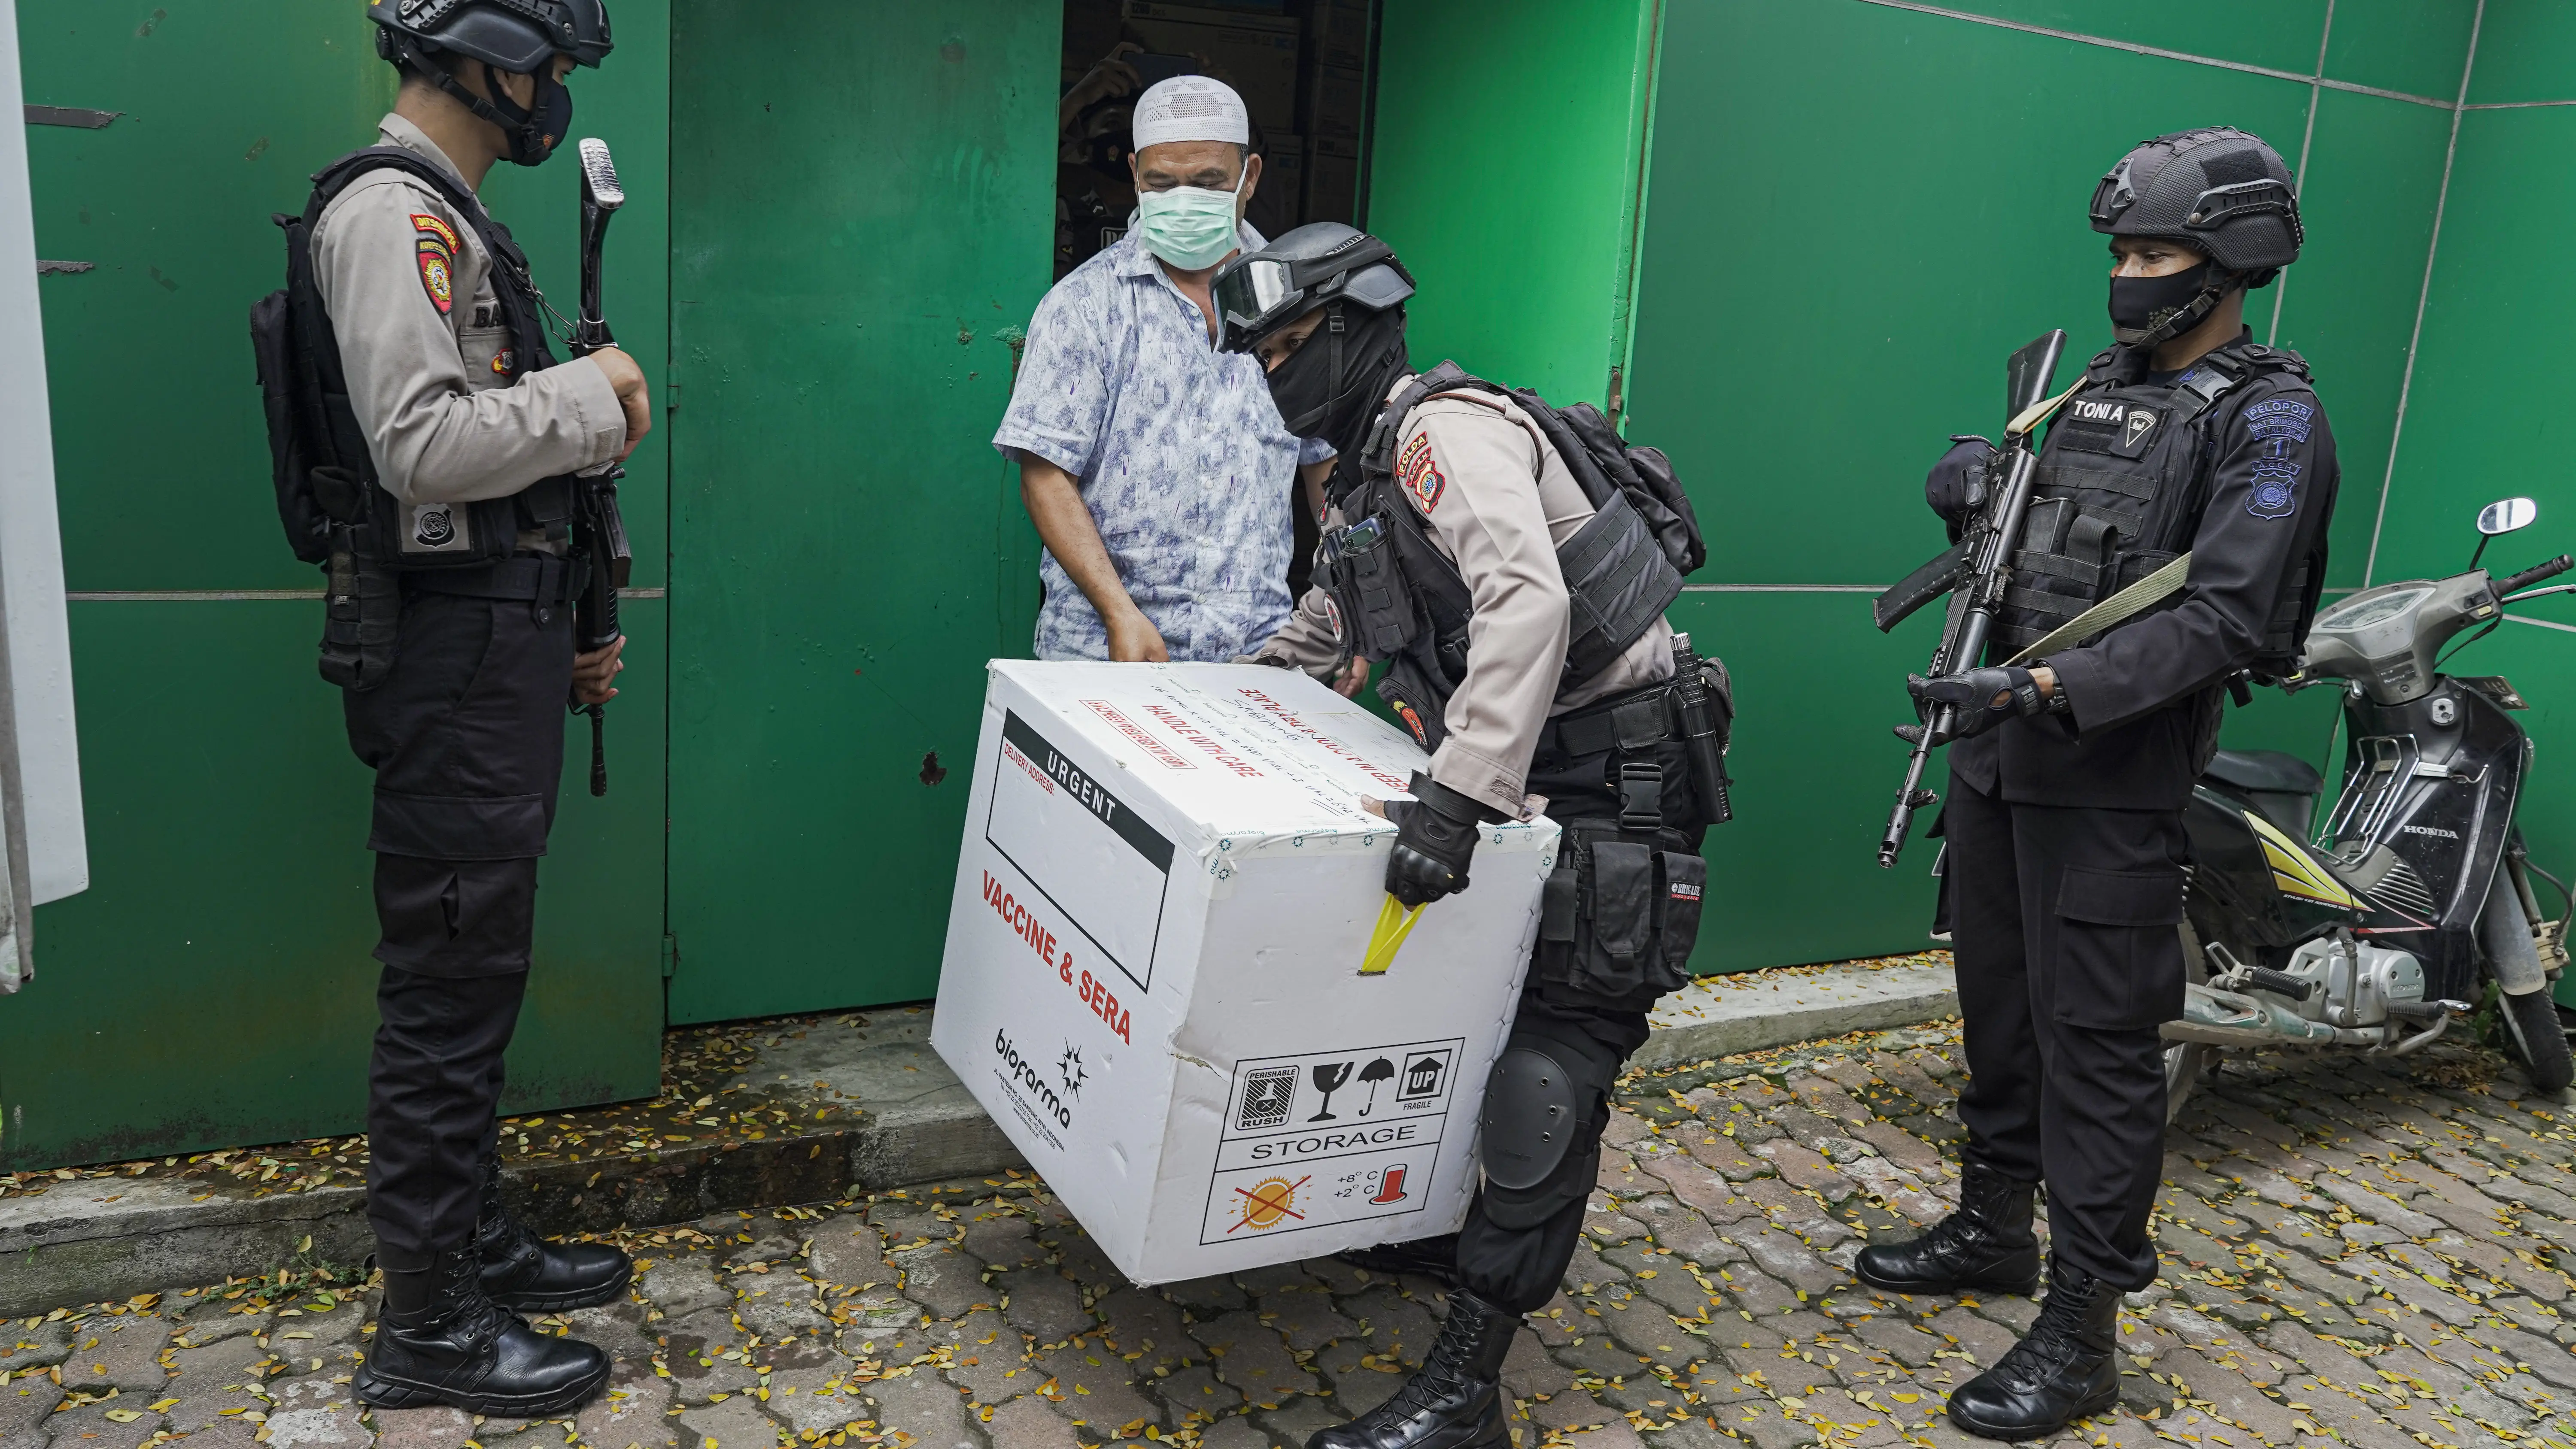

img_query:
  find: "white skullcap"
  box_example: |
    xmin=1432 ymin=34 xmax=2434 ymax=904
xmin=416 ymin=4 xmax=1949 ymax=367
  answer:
xmin=1132 ymin=75 xmax=1249 ymax=151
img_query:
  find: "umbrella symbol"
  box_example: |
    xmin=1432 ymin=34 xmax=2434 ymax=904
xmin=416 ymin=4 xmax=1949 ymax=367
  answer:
xmin=1309 ymin=1061 xmax=1354 ymax=1121
xmin=1355 ymin=1057 xmax=1396 ymax=1115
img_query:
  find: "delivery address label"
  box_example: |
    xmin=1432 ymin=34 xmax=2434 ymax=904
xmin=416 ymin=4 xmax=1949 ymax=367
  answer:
xmin=1198 ymin=1037 xmax=1465 ymax=1246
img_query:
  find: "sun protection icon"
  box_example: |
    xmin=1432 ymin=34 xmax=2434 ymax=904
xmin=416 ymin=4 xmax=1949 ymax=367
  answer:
xmin=1229 ymin=1175 xmax=1308 ymax=1233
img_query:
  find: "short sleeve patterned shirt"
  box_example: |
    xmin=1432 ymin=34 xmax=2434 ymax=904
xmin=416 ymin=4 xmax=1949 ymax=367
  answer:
xmin=993 ymin=225 xmax=1334 ymax=661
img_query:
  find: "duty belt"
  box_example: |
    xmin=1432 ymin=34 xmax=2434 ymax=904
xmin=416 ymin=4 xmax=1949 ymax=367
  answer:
xmin=404 ymin=553 xmax=584 ymax=604
xmin=1540 ymin=679 xmax=1677 ymax=761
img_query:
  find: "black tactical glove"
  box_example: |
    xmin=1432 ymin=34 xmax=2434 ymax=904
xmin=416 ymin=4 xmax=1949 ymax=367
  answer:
xmin=1925 ymin=435 xmax=1999 ymax=543
xmin=1383 ymin=771 xmax=1496 ymax=908
xmin=1897 ymin=665 xmax=2062 ymax=746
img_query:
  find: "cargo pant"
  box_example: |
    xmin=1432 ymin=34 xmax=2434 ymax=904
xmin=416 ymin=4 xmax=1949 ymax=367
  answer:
xmin=1450 ymin=731 xmax=1707 ymax=1314
xmin=1944 ymin=771 xmax=2187 ymax=1291
xmin=343 ymin=574 xmax=574 ymax=1270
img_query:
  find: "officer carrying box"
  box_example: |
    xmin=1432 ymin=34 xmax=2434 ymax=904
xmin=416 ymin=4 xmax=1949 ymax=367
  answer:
xmin=1861 ymin=128 xmax=2336 ymax=1441
xmin=251 ymin=0 xmax=654 ymax=1418
xmin=1215 ymin=224 xmax=1732 ymax=1449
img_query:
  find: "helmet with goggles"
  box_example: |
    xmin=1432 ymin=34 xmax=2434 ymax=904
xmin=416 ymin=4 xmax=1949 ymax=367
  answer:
xmin=1214 ymin=222 xmax=1415 ymax=357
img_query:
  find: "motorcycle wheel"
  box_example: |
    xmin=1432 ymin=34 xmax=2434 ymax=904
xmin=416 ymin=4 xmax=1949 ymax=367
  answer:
xmin=2165 ymin=919 xmax=2214 ymax=1122
xmin=2499 ymin=987 xmax=2574 ymax=1095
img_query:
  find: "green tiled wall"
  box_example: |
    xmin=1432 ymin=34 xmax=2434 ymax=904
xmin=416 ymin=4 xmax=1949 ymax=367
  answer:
xmin=1627 ymin=0 xmax=2477 ymax=969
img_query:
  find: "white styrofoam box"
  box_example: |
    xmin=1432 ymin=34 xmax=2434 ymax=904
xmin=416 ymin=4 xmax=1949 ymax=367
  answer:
xmin=931 ymin=661 xmax=1557 ymax=1284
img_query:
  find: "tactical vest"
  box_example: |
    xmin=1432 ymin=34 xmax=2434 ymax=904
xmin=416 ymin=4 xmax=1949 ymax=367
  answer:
xmin=1322 ymin=366 xmax=1684 ymax=749
xmin=252 ymin=146 xmax=591 ymax=690
xmin=1991 ymin=337 xmax=2330 ymax=678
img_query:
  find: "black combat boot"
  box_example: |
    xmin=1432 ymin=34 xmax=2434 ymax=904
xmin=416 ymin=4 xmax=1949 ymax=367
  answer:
xmin=476 ymin=1155 xmax=633 ymax=1311
xmin=1945 ymin=1258 xmax=2123 ymax=1440
xmin=1852 ymin=1158 xmax=2040 ymax=1296
xmin=355 ymin=1245 xmax=611 ymax=1416
xmin=1308 ymin=1289 xmax=1518 ymax=1449
xmin=1337 ymin=1234 xmax=1460 ymax=1287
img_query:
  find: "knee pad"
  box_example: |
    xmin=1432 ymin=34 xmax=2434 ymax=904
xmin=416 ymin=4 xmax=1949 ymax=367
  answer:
xmin=1477 ymin=1030 xmax=1622 ymax=1230
xmin=1481 ymin=1048 xmax=1581 ymax=1191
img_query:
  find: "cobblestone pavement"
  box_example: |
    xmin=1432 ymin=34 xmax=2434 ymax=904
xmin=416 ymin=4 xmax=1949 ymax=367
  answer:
xmin=9 ymin=1027 xmax=2576 ymax=1449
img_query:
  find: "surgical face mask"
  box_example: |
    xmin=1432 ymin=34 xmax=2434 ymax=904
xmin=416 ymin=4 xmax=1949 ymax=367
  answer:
xmin=2108 ymin=260 xmax=2214 ymax=341
xmin=1134 ymin=168 xmax=1244 ymax=270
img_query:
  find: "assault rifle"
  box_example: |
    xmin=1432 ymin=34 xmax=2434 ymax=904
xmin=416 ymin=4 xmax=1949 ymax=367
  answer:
xmin=569 ymin=137 xmax=632 ymax=797
xmin=1871 ymin=329 xmax=2074 ymax=868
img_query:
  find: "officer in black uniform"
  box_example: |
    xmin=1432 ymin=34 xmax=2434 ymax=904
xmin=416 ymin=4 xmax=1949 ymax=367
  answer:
xmin=1855 ymin=128 xmax=2336 ymax=1440
xmin=1215 ymin=225 xmax=1730 ymax=1449
xmin=259 ymin=0 xmax=646 ymax=1418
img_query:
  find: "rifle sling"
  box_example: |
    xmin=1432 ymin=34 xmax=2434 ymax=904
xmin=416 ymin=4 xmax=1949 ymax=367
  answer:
xmin=2004 ymin=551 xmax=2193 ymax=666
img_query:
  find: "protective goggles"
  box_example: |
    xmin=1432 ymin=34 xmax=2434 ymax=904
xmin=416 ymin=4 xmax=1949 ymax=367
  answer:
xmin=1212 ymin=233 xmax=1397 ymax=354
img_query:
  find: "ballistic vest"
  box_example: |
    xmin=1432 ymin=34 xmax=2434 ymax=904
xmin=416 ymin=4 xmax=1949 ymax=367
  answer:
xmin=1992 ymin=336 xmax=2331 ymax=677
xmin=254 ymin=146 xmax=586 ymax=688
xmin=1325 ymin=367 xmax=1684 ymax=746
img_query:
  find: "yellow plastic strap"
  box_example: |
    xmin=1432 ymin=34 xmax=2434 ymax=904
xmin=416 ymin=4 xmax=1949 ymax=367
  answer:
xmin=1359 ymin=894 xmax=1427 ymax=976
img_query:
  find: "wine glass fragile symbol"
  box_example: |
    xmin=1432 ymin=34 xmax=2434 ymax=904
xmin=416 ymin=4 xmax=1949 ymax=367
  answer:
xmin=1309 ymin=1061 xmax=1354 ymax=1121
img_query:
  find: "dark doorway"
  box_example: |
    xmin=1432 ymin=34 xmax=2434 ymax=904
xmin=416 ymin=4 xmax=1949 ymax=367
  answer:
xmin=1054 ymin=1 xmax=1374 ymax=282
xmin=1053 ymin=1 xmax=1376 ymax=597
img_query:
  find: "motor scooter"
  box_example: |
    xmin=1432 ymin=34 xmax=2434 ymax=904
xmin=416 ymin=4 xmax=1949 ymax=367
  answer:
xmin=2165 ymin=497 xmax=2576 ymax=1116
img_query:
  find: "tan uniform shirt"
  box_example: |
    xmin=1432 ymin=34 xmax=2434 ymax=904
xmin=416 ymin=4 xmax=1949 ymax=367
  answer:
xmin=310 ymin=114 xmax=625 ymax=512
xmin=1253 ymin=382 xmax=1674 ymax=818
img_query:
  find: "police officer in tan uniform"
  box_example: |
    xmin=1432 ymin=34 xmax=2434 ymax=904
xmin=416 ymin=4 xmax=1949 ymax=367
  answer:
xmin=261 ymin=0 xmax=650 ymax=1418
xmin=1217 ymin=225 xmax=1726 ymax=1449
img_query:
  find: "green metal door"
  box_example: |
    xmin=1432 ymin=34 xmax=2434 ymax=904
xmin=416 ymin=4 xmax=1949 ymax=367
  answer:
xmin=666 ymin=1 xmax=1057 ymax=1022
xmin=1 ymin=0 xmax=668 ymax=1169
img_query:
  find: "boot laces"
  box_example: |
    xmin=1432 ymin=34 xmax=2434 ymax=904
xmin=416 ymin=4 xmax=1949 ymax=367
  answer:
xmin=1382 ymin=1304 xmax=1499 ymax=1416
xmin=1991 ymin=1280 xmax=2102 ymax=1388
xmin=425 ymin=1250 xmax=513 ymax=1341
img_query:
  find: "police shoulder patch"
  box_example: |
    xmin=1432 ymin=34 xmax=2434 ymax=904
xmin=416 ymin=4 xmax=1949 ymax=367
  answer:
xmin=410 ymin=212 xmax=461 ymax=253
xmin=416 ymin=245 xmax=453 ymax=315
xmin=1397 ymin=430 xmax=1446 ymax=513
xmin=2248 ymin=458 xmax=2300 ymax=519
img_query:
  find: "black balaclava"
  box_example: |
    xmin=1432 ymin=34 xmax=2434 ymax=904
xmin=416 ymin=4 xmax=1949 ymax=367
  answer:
xmin=1265 ymin=302 xmax=1412 ymax=474
xmin=2109 ymin=261 xmax=2239 ymax=350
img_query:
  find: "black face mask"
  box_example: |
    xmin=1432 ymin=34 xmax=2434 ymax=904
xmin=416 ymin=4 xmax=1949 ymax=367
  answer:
xmin=2108 ymin=261 xmax=2216 ymax=344
xmin=1264 ymin=303 xmax=1410 ymax=457
xmin=438 ymin=59 xmax=573 ymax=167
xmin=497 ymin=70 xmax=574 ymax=167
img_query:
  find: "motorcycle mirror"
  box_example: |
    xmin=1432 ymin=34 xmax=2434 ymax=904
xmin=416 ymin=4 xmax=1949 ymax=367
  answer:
xmin=2479 ymin=497 xmax=2538 ymax=536
xmin=2471 ymin=497 xmax=2537 ymax=569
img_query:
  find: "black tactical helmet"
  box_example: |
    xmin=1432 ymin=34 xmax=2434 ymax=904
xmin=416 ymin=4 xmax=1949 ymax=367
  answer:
xmin=1213 ymin=222 xmax=1415 ymax=356
xmin=2090 ymin=127 xmax=2301 ymax=282
xmin=371 ymin=0 xmax=610 ymax=166
xmin=371 ymin=0 xmax=613 ymax=72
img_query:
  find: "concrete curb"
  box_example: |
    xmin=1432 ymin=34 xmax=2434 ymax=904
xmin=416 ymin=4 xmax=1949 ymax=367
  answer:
xmin=0 ymin=958 xmax=1952 ymax=1315
xmin=1631 ymin=959 xmax=1959 ymax=1074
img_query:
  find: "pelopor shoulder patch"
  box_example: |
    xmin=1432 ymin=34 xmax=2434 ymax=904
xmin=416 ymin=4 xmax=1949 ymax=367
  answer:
xmin=2244 ymin=396 xmax=2315 ymax=444
xmin=412 ymin=212 xmax=457 ymax=317
xmin=1397 ymin=430 xmax=1446 ymax=514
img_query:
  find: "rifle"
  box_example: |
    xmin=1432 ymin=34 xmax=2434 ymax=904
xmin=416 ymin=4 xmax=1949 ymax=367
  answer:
xmin=569 ymin=137 xmax=632 ymax=797
xmin=1872 ymin=329 xmax=2075 ymax=868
